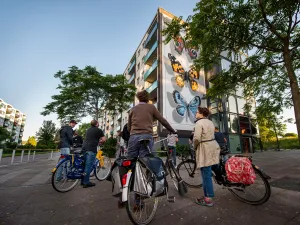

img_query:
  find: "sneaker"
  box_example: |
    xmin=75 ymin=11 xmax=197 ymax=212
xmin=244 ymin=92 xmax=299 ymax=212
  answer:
xmin=195 ymin=197 xmax=214 ymax=207
xmin=83 ymin=182 xmax=96 ymax=188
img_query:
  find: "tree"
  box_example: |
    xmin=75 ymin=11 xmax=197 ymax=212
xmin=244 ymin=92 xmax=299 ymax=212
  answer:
xmin=0 ymin=127 xmax=11 ymax=147
xmin=36 ymin=120 xmax=57 ymax=147
xmin=163 ymin=0 xmax=300 ymax=145
xmin=41 ymin=66 xmax=136 ymax=122
xmin=284 ymin=132 xmax=298 ymax=137
xmin=77 ymin=122 xmax=90 ymax=138
xmin=26 ymin=136 xmax=37 ymax=147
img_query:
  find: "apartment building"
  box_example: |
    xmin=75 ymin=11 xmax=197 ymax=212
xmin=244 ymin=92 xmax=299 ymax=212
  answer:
xmin=100 ymin=8 xmax=260 ymax=153
xmin=0 ymin=99 xmax=26 ymax=144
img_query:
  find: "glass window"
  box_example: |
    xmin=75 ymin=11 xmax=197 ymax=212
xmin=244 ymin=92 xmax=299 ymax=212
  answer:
xmin=228 ymin=113 xmax=239 ymax=133
xmin=221 ymin=58 xmax=231 ymax=71
xmin=228 ymin=134 xmax=241 ymax=153
xmin=237 ymin=98 xmax=246 ymax=115
xmin=236 ymin=86 xmax=243 ymax=97
xmin=239 ymin=116 xmax=250 ymax=134
xmin=210 ymin=113 xmax=219 ymax=128
xmin=228 ymin=96 xmax=237 ymax=113
xmin=137 ymin=63 xmax=140 ymax=70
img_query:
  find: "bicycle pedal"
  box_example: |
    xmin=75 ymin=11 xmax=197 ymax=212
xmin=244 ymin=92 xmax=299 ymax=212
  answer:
xmin=167 ymin=196 xmax=176 ymax=203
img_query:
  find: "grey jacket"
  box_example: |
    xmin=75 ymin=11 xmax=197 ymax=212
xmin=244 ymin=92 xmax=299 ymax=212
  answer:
xmin=58 ymin=125 xmax=74 ymax=148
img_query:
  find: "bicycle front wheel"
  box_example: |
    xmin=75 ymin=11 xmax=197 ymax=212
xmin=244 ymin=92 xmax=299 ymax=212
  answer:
xmin=228 ymin=166 xmax=271 ymax=205
xmin=126 ymin=175 xmax=159 ymax=225
xmin=52 ymin=159 xmax=79 ymax=193
xmin=177 ymin=159 xmax=202 ymax=188
xmin=95 ymin=156 xmax=112 ymax=181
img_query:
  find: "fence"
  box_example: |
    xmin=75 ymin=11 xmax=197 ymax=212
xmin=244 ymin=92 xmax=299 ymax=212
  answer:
xmin=0 ymin=149 xmax=59 ymax=166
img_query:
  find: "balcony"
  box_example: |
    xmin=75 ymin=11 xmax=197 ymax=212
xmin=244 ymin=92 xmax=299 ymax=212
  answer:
xmin=21 ymin=122 xmax=25 ymax=126
xmin=22 ymin=117 xmax=26 ymax=121
xmin=143 ymin=41 xmax=158 ymax=65
xmin=146 ymin=80 xmax=158 ymax=94
xmin=110 ymin=121 xmax=114 ymax=126
xmin=144 ymin=60 xmax=158 ymax=82
xmin=144 ymin=24 xmax=158 ymax=49
xmin=128 ymin=59 xmax=136 ymax=75
xmin=128 ymin=74 xmax=135 ymax=84
xmin=117 ymin=114 xmax=122 ymax=121
xmin=116 ymin=125 xmax=121 ymax=131
xmin=6 ymin=108 xmax=12 ymax=114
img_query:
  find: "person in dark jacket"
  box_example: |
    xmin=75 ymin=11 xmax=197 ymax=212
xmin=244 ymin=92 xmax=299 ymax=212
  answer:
xmin=81 ymin=120 xmax=106 ymax=188
xmin=58 ymin=120 xmax=77 ymax=155
xmin=73 ymin=130 xmax=83 ymax=148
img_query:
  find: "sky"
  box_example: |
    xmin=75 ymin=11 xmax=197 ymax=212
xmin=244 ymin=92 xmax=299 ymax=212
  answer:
xmin=0 ymin=0 xmax=297 ymax=140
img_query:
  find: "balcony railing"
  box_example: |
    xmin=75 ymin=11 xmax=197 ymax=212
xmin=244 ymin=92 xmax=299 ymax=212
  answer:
xmin=143 ymin=41 xmax=158 ymax=64
xmin=128 ymin=59 xmax=136 ymax=74
xmin=146 ymin=80 xmax=158 ymax=94
xmin=117 ymin=114 xmax=122 ymax=121
xmin=144 ymin=24 xmax=158 ymax=48
xmin=110 ymin=121 xmax=114 ymax=126
xmin=144 ymin=60 xmax=158 ymax=81
xmin=128 ymin=74 xmax=135 ymax=84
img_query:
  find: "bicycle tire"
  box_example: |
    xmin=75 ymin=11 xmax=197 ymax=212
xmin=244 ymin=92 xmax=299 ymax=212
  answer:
xmin=51 ymin=159 xmax=79 ymax=193
xmin=177 ymin=159 xmax=202 ymax=188
xmin=126 ymin=175 xmax=159 ymax=225
xmin=228 ymin=167 xmax=271 ymax=205
xmin=95 ymin=156 xmax=112 ymax=181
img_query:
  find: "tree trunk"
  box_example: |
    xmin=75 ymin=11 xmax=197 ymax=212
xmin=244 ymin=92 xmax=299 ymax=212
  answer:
xmin=283 ymin=46 xmax=300 ymax=146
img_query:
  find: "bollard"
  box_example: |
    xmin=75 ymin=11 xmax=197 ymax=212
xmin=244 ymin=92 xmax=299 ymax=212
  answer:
xmin=0 ymin=149 xmax=2 ymax=165
xmin=28 ymin=150 xmax=31 ymax=162
xmin=20 ymin=150 xmax=24 ymax=163
xmin=11 ymin=150 xmax=16 ymax=165
xmin=32 ymin=151 xmax=36 ymax=162
xmin=50 ymin=150 xmax=53 ymax=160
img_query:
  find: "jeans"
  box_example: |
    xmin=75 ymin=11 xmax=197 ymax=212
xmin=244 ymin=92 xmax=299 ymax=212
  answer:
xmin=168 ymin=146 xmax=176 ymax=167
xmin=201 ymin=166 xmax=215 ymax=198
xmin=82 ymin=151 xmax=96 ymax=185
xmin=127 ymin=134 xmax=154 ymax=158
xmin=56 ymin=148 xmax=71 ymax=180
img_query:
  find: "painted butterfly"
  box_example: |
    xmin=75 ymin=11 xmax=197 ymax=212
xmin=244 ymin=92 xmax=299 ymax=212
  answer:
xmin=174 ymin=36 xmax=198 ymax=59
xmin=168 ymin=53 xmax=200 ymax=91
xmin=172 ymin=90 xmax=201 ymax=118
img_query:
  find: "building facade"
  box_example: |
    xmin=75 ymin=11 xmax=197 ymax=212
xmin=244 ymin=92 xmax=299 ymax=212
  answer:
xmin=0 ymin=99 xmax=26 ymax=145
xmin=100 ymin=8 xmax=259 ymax=153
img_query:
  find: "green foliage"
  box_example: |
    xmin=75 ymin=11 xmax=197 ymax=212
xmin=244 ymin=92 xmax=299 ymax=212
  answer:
xmin=262 ymin=137 xmax=299 ymax=150
xmin=36 ymin=120 xmax=57 ymax=148
xmin=176 ymin=144 xmax=190 ymax=157
xmin=0 ymin=127 xmax=11 ymax=147
xmin=163 ymin=0 xmax=300 ymax=141
xmin=26 ymin=136 xmax=37 ymax=146
xmin=284 ymin=133 xmax=298 ymax=137
xmin=77 ymin=123 xmax=90 ymax=139
xmin=41 ymin=66 xmax=136 ymax=121
xmin=102 ymin=137 xmax=117 ymax=158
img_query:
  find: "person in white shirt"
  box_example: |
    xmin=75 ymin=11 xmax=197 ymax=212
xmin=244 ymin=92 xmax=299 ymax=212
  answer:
xmin=167 ymin=130 xmax=178 ymax=167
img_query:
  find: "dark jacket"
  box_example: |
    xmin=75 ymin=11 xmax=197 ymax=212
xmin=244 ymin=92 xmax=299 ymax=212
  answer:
xmin=73 ymin=135 xmax=83 ymax=148
xmin=58 ymin=125 xmax=74 ymax=148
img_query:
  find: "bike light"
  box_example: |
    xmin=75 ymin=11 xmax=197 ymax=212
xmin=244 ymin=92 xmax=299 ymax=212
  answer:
xmin=60 ymin=155 xmax=65 ymax=159
xmin=122 ymin=161 xmax=131 ymax=167
xmin=122 ymin=174 xmax=128 ymax=186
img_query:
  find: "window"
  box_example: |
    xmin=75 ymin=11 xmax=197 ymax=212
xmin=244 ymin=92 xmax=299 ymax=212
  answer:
xmin=228 ymin=96 xmax=237 ymax=113
xmin=228 ymin=134 xmax=241 ymax=153
xmin=138 ymin=49 xmax=140 ymax=56
xmin=236 ymin=86 xmax=243 ymax=97
xmin=137 ymin=63 xmax=140 ymax=70
xmin=221 ymin=58 xmax=231 ymax=71
xmin=137 ymin=77 xmax=140 ymax=84
xmin=237 ymin=98 xmax=246 ymax=115
xmin=239 ymin=116 xmax=250 ymax=134
xmin=228 ymin=114 xmax=238 ymax=133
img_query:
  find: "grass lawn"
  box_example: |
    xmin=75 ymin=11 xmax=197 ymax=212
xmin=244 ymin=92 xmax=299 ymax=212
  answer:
xmin=262 ymin=137 xmax=300 ymax=150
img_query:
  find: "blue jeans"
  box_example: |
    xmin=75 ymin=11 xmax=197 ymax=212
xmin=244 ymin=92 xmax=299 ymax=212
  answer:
xmin=168 ymin=146 xmax=176 ymax=167
xmin=127 ymin=134 xmax=154 ymax=158
xmin=56 ymin=148 xmax=71 ymax=180
xmin=201 ymin=166 xmax=215 ymax=198
xmin=82 ymin=151 xmax=96 ymax=185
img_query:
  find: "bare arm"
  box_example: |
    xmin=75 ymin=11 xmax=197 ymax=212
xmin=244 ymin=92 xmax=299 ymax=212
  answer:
xmin=153 ymin=106 xmax=175 ymax=133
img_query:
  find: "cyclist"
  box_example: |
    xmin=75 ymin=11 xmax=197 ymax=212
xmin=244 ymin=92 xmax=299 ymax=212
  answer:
xmin=167 ymin=130 xmax=178 ymax=167
xmin=127 ymin=90 xmax=176 ymax=157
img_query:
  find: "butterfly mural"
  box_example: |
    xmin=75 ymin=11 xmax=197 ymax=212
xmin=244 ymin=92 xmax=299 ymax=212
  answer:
xmin=168 ymin=53 xmax=200 ymax=92
xmin=174 ymin=36 xmax=198 ymax=59
xmin=172 ymin=90 xmax=201 ymax=119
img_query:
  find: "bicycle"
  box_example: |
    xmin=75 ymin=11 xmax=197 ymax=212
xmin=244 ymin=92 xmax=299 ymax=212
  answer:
xmin=178 ymin=150 xmax=271 ymax=205
xmin=112 ymin=138 xmax=187 ymax=225
xmin=51 ymin=147 xmax=112 ymax=192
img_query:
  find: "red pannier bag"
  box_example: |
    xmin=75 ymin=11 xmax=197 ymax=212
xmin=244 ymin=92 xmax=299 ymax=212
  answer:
xmin=225 ymin=156 xmax=256 ymax=185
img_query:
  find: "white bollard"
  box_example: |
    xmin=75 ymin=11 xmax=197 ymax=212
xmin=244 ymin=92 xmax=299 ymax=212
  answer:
xmin=32 ymin=151 xmax=36 ymax=162
xmin=50 ymin=150 xmax=53 ymax=160
xmin=28 ymin=150 xmax=31 ymax=162
xmin=20 ymin=150 xmax=24 ymax=163
xmin=0 ymin=149 xmax=2 ymax=165
xmin=11 ymin=150 xmax=16 ymax=165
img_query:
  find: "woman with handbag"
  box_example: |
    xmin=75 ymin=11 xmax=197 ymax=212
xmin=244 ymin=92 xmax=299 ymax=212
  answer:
xmin=193 ymin=107 xmax=220 ymax=207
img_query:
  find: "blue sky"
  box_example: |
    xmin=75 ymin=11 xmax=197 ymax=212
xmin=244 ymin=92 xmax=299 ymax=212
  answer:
xmin=0 ymin=0 xmax=297 ymax=140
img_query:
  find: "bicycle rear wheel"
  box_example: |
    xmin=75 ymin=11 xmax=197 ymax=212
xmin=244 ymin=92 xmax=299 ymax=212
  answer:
xmin=228 ymin=167 xmax=271 ymax=205
xmin=126 ymin=174 xmax=159 ymax=225
xmin=95 ymin=156 xmax=112 ymax=181
xmin=52 ymin=159 xmax=79 ymax=193
xmin=177 ymin=159 xmax=202 ymax=188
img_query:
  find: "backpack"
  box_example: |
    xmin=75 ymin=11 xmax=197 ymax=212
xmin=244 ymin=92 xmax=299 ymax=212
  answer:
xmin=122 ymin=123 xmax=130 ymax=141
xmin=54 ymin=128 xmax=63 ymax=144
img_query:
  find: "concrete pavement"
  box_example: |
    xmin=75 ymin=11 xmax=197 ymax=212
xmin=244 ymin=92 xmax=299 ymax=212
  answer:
xmin=0 ymin=150 xmax=300 ymax=225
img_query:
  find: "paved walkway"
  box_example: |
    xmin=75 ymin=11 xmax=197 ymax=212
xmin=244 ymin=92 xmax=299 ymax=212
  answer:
xmin=0 ymin=150 xmax=300 ymax=225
